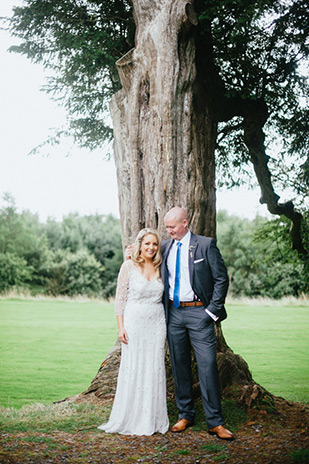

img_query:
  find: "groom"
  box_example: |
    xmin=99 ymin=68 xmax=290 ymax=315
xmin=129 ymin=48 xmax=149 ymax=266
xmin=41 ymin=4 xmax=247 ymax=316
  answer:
xmin=161 ymin=206 xmax=233 ymax=440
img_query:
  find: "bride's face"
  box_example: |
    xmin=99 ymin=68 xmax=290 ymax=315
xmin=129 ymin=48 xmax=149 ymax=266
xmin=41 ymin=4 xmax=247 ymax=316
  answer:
xmin=140 ymin=234 xmax=159 ymax=261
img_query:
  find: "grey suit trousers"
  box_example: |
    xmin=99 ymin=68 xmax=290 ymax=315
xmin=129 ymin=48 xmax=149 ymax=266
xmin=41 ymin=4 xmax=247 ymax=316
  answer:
xmin=167 ymin=302 xmax=224 ymax=429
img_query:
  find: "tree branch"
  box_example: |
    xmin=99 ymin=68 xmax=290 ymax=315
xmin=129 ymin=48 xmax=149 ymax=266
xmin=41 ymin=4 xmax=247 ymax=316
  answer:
xmin=217 ymin=95 xmax=307 ymax=256
xmin=241 ymin=100 xmax=307 ymax=256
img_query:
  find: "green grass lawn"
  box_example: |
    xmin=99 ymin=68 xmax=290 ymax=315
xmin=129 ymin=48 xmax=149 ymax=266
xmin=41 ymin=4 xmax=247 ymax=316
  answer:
xmin=223 ymin=302 xmax=309 ymax=403
xmin=0 ymin=299 xmax=117 ymax=408
xmin=0 ymin=298 xmax=308 ymax=408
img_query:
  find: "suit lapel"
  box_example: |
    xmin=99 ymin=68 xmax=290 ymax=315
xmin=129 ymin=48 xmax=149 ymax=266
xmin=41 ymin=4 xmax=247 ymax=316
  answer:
xmin=162 ymin=239 xmax=174 ymax=285
xmin=163 ymin=239 xmax=174 ymax=262
xmin=188 ymin=232 xmax=198 ymax=286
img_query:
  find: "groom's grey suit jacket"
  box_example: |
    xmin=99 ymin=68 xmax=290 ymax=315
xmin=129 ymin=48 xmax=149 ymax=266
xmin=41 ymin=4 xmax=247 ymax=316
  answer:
xmin=161 ymin=232 xmax=229 ymax=324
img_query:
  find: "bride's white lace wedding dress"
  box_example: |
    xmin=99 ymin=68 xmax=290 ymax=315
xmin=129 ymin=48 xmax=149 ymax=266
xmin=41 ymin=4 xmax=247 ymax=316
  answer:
xmin=98 ymin=260 xmax=169 ymax=435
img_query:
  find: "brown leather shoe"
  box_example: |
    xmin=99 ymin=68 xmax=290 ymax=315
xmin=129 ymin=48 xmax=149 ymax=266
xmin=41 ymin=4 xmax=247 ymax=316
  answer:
xmin=171 ymin=419 xmax=194 ymax=433
xmin=209 ymin=425 xmax=234 ymax=440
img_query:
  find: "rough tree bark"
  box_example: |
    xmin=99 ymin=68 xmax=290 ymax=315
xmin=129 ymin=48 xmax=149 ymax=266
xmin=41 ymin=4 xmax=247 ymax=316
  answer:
xmin=74 ymin=0 xmax=269 ymax=409
xmin=111 ymin=0 xmax=216 ymax=245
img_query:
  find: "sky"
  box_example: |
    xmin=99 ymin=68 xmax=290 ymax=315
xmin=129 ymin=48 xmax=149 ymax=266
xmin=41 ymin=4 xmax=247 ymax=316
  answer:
xmin=0 ymin=0 xmax=271 ymax=223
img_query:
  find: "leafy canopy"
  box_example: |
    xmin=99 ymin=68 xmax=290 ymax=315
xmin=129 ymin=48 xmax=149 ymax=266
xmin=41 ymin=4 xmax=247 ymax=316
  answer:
xmin=8 ymin=0 xmax=135 ymax=149
xmin=7 ymin=0 xmax=308 ymax=202
xmin=196 ymin=0 xmax=308 ymax=194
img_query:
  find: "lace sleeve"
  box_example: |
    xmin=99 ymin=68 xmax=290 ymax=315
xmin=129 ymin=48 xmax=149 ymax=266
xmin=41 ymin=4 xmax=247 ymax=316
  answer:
xmin=115 ymin=261 xmax=131 ymax=316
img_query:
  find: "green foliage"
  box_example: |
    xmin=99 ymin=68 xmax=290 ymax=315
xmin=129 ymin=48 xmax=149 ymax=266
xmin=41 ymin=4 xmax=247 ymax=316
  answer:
xmin=0 ymin=194 xmax=122 ymax=297
xmin=250 ymin=215 xmax=308 ymax=297
xmin=217 ymin=210 xmax=308 ymax=298
xmin=0 ymin=194 xmax=50 ymax=290
xmin=0 ymin=193 xmax=48 ymax=262
xmin=221 ymin=399 xmax=248 ymax=429
xmin=8 ymin=0 xmax=135 ymax=149
xmin=0 ymin=192 xmax=306 ymax=298
xmin=195 ymin=0 xmax=309 ymax=192
xmin=6 ymin=0 xmax=308 ymax=255
xmin=43 ymin=213 xmax=123 ymax=297
xmin=42 ymin=248 xmax=103 ymax=297
xmin=289 ymin=448 xmax=309 ymax=464
xmin=171 ymin=449 xmax=191 ymax=456
xmin=8 ymin=1 xmax=308 ymax=192
xmin=0 ymin=253 xmax=33 ymax=291
xmin=200 ymin=444 xmax=227 ymax=452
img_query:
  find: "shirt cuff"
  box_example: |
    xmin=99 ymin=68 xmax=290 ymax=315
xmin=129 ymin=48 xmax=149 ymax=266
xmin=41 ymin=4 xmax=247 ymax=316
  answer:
xmin=205 ymin=309 xmax=219 ymax=321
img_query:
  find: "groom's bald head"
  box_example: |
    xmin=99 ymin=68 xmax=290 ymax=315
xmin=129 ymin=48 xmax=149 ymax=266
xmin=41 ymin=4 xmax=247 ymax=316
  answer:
xmin=164 ymin=207 xmax=189 ymax=240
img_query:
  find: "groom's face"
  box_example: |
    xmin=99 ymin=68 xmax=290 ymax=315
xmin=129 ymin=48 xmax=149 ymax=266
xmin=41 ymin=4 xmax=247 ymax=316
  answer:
xmin=164 ymin=217 xmax=188 ymax=241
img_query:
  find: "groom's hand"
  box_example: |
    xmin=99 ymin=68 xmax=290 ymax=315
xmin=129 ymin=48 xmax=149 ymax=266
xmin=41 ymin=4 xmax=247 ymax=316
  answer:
xmin=124 ymin=245 xmax=133 ymax=260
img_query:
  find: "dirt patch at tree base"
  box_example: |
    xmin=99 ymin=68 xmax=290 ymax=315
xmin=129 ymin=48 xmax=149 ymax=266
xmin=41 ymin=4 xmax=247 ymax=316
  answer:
xmin=0 ymin=398 xmax=308 ymax=464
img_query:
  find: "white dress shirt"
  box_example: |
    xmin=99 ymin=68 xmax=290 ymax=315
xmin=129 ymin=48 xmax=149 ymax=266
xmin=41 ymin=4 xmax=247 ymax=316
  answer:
xmin=166 ymin=231 xmax=218 ymax=321
xmin=167 ymin=231 xmax=194 ymax=302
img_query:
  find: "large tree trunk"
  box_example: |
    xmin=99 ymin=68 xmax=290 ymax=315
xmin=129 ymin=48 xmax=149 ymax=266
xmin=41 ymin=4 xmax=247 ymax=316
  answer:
xmin=75 ymin=0 xmax=262 ymax=408
xmin=111 ymin=0 xmax=216 ymax=245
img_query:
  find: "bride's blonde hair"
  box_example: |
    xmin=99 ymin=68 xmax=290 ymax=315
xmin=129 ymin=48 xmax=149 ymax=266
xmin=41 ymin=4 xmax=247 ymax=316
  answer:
xmin=131 ymin=228 xmax=162 ymax=275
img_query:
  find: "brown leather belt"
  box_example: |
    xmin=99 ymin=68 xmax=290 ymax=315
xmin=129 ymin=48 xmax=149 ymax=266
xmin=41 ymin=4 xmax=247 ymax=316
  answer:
xmin=169 ymin=300 xmax=204 ymax=307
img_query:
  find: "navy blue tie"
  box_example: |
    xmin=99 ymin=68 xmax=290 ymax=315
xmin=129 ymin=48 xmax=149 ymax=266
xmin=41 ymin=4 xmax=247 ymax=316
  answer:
xmin=173 ymin=242 xmax=182 ymax=308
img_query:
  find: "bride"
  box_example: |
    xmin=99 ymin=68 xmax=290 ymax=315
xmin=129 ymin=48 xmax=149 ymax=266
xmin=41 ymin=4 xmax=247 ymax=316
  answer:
xmin=98 ymin=228 xmax=169 ymax=435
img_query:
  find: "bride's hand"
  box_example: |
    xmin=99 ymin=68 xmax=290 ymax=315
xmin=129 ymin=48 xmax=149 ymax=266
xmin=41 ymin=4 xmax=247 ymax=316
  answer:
xmin=118 ymin=328 xmax=128 ymax=344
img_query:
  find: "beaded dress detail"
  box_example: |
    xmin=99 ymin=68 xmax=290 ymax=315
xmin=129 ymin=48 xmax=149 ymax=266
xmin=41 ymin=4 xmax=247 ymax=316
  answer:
xmin=98 ymin=260 xmax=169 ymax=435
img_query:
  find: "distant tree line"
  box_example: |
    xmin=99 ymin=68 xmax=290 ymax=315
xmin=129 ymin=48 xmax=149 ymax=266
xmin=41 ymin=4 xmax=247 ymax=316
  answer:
xmin=0 ymin=193 xmax=122 ymax=298
xmin=0 ymin=194 xmax=307 ymax=299
xmin=217 ymin=211 xmax=308 ymax=299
